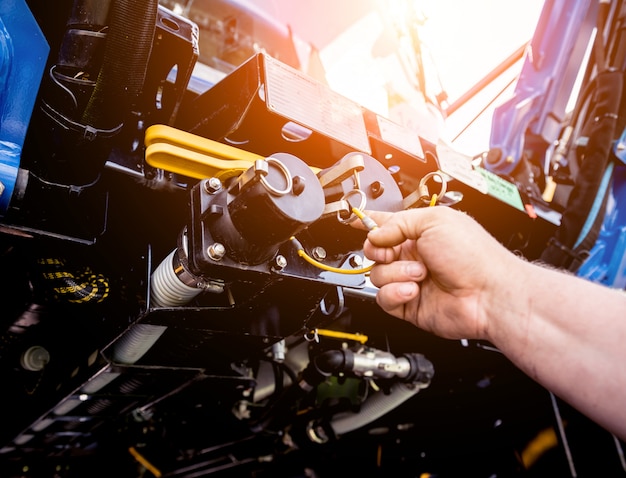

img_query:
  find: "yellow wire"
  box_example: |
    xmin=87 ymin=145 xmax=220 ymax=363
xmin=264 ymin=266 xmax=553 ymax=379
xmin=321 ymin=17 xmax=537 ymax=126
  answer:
xmin=290 ymin=207 xmax=378 ymax=275
xmin=351 ymin=206 xmax=367 ymax=220
xmin=296 ymin=248 xmax=374 ymax=274
xmin=351 ymin=207 xmax=378 ymax=230
xmin=128 ymin=446 xmax=162 ymax=477
xmin=429 ymin=193 xmax=438 ymax=207
xmin=290 ymin=234 xmax=373 ymax=275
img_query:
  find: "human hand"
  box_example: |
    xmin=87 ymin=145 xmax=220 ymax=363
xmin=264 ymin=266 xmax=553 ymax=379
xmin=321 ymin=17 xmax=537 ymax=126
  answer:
xmin=361 ymin=207 xmax=518 ymax=341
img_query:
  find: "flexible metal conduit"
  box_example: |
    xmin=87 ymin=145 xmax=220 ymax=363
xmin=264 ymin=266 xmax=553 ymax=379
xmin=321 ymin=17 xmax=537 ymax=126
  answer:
xmin=150 ymin=249 xmax=202 ymax=307
xmin=81 ymin=0 xmax=158 ymax=129
xmin=112 ymin=323 xmax=167 ymax=365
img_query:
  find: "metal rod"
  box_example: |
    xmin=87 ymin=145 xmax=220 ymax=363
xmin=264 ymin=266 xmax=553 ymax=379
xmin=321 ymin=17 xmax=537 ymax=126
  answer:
xmin=549 ymin=391 xmax=577 ymax=477
xmin=445 ymin=42 xmax=528 ymax=116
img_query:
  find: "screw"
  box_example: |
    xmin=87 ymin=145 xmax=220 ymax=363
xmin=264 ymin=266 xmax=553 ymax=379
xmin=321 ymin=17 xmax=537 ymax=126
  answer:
xmin=349 ymin=254 xmax=363 ymax=268
xmin=273 ymin=254 xmax=287 ymax=271
xmin=312 ymin=246 xmax=327 ymax=261
xmin=204 ymin=177 xmax=222 ymax=194
xmin=207 ymin=242 xmax=226 ymax=260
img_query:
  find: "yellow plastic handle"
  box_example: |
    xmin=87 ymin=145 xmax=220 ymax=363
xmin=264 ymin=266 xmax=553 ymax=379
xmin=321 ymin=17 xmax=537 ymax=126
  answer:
xmin=144 ymin=124 xmax=263 ymax=180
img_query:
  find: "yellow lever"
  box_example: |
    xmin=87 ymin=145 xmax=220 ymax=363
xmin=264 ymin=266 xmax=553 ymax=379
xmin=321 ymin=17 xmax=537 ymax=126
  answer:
xmin=144 ymin=124 xmax=264 ymax=181
xmin=315 ymin=328 xmax=368 ymax=344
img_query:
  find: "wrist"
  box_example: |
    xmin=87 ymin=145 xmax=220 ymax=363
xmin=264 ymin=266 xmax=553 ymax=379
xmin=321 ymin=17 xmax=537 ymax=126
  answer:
xmin=481 ymin=251 xmax=532 ymax=346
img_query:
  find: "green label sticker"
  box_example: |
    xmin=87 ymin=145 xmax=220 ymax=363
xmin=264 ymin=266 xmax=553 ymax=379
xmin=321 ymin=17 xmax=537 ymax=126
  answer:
xmin=475 ymin=167 xmax=524 ymax=211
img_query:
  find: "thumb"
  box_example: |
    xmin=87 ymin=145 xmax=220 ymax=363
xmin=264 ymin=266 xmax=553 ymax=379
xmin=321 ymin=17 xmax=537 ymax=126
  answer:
xmin=366 ymin=209 xmax=433 ymax=248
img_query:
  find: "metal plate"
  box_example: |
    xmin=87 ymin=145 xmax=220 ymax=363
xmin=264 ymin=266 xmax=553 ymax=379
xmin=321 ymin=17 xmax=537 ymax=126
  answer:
xmin=264 ymin=54 xmax=371 ymax=154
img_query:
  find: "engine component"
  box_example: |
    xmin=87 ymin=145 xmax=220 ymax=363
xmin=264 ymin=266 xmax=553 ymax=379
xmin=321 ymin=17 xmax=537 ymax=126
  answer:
xmin=4 ymin=0 xmax=626 ymax=476
xmin=312 ymin=347 xmax=434 ymax=384
xmin=177 ymin=52 xmax=372 ymax=169
xmin=149 ymin=150 xmax=328 ymax=308
xmin=26 ymin=0 xmax=158 ymax=188
xmin=149 ymin=127 xmax=327 ymax=268
xmin=248 ymin=342 xmax=433 ymax=435
xmin=2 ymin=3 xmax=198 ymax=243
xmin=203 ymin=154 xmax=323 ymax=265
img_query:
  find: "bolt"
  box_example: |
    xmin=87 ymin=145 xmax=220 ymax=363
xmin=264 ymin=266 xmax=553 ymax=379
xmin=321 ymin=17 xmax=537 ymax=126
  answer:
xmin=204 ymin=177 xmax=222 ymax=194
xmin=311 ymin=246 xmax=327 ymax=261
xmin=485 ymin=148 xmax=502 ymax=165
xmin=292 ymin=175 xmax=306 ymax=195
xmin=349 ymin=254 xmax=363 ymax=268
xmin=370 ymin=180 xmax=384 ymax=198
xmin=273 ymin=254 xmax=287 ymax=271
xmin=207 ymin=242 xmax=226 ymax=261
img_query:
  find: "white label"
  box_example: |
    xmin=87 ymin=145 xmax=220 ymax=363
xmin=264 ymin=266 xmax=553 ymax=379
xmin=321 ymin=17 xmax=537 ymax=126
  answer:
xmin=436 ymin=143 xmax=488 ymax=194
xmin=377 ymin=115 xmax=424 ymax=158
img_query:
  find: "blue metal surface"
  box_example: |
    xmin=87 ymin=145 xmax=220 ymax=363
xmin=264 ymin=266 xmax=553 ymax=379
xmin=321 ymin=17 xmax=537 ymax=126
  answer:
xmin=574 ymin=122 xmax=626 ymax=288
xmin=488 ymin=0 xmax=597 ymax=175
xmin=0 ymin=0 xmax=49 ymax=215
xmin=577 ymin=158 xmax=626 ymax=289
xmin=614 ymin=127 xmax=626 ymax=165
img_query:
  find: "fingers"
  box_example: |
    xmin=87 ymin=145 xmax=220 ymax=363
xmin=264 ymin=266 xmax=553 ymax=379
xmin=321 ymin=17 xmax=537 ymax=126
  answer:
xmin=362 ymin=209 xmax=437 ymax=264
xmin=349 ymin=209 xmax=434 ymax=249
xmin=368 ymin=260 xmax=427 ymax=288
xmin=369 ymin=260 xmax=426 ymax=321
xmin=365 ymin=209 xmax=435 ymax=248
xmin=375 ymin=281 xmax=420 ymax=319
xmin=348 ymin=209 xmax=394 ymax=232
xmin=362 ymin=240 xmax=399 ymax=263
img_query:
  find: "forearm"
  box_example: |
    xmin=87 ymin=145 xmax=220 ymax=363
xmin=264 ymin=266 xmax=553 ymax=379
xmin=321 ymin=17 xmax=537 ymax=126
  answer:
xmin=486 ymin=258 xmax=626 ymax=439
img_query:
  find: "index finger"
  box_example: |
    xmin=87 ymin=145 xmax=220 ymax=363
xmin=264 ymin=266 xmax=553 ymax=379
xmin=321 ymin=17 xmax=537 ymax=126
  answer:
xmin=365 ymin=208 xmax=444 ymax=248
xmin=348 ymin=209 xmax=396 ymax=232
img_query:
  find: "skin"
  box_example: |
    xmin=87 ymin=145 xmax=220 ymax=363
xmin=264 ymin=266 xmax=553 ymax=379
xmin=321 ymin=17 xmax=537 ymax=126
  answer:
xmin=359 ymin=206 xmax=626 ymax=440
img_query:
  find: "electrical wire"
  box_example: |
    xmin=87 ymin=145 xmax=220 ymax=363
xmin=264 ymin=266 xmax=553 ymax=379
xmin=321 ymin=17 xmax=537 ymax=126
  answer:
xmin=351 ymin=207 xmax=378 ymax=230
xmin=291 ymin=207 xmax=378 ymax=275
xmin=128 ymin=446 xmax=162 ymax=477
xmin=292 ymin=237 xmax=374 ymax=275
xmin=292 ymin=202 xmax=435 ymax=274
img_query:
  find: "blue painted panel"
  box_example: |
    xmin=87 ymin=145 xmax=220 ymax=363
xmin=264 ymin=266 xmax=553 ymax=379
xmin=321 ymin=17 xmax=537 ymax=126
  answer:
xmin=0 ymin=0 xmax=49 ymax=214
xmin=577 ymin=162 xmax=626 ymax=289
xmin=488 ymin=0 xmax=597 ymax=175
